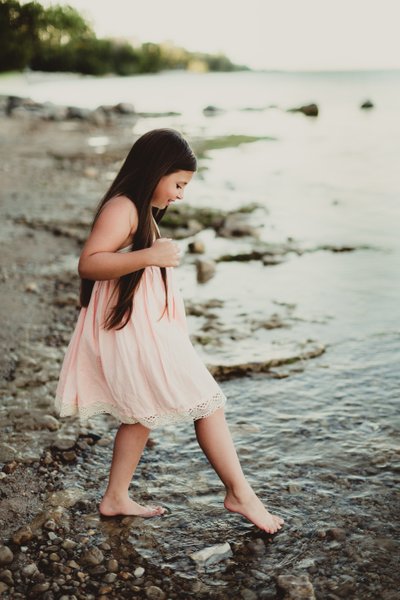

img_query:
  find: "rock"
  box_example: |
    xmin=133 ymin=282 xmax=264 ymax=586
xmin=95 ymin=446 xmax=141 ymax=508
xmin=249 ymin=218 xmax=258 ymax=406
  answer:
xmin=41 ymin=102 xmax=68 ymax=121
xmin=67 ymin=106 xmax=91 ymax=120
xmin=190 ymin=542 xmax=233 ymax=566
xmin=37 ymin=414 xmax=60 ymax=431
xmin=46 ymin=487 xmax=86 ymax=508
xmin=43 ymin=519 xmax=57 ymax=531
xmin=80 ymin=546 xmax=104 ymax=566
xmin=62 ymin=539 xmax=77 ymax=550
xmin=106 ymin=558 xmax=119 ymax=572
xmin=218 ymin=213 xmax=260 ymax=238
xmin=114 ymin=102 xmax=136 ymax=114
xmin=2 ymin=460 xmax=18 ymax=474
xmin=0 ymin=569 xmax=13 ymax=585
xmin=0 ymin=546 xmax=14 ymax=566
xmin=361 ymin=99 xmax=374 ymax=109
xmin=203 ymin=105 xmax=224 ymax=116
xmin=25 ymin=281 xmax=39 ymax=293
xmin=276 ymin=574 xmax=316 ymax=599
xmin=0 ymin=582 xmax=8 ymax=594
xmin=52 ymin=436 xmax=76 ymax=451
xmin=30 ymin=581 xmax=51 ymax=593
xmin=22 ymin=563 xmax=39 ymax=577
xmin=145 ymin=585 xmax=166 ymax=599
xmin=327 ymin=527 xmax=346 ymax=541
xmin=188 ymin=239 xmax=205 ymax=254
xmin=196 ymin=259 xmax=216 ymax=283
xmin=134 ymin=566 xmax=145 ymax=577
xmin=12 ymin=525 xmax=33 ymax=545
xmin=288 ymin=103 xmax=319 ymax=117
xmin=61 ymin=450 xmax=77 ymax=462
xmin=89 ymin=108 xmax=108 ymax=126
xmin=0 ymin=443 xmax=17 ymax=462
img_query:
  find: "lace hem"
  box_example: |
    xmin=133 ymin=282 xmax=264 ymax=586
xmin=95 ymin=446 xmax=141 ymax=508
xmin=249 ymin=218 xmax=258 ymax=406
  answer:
xmin=54 ymin=391 xmax=227 ymax=429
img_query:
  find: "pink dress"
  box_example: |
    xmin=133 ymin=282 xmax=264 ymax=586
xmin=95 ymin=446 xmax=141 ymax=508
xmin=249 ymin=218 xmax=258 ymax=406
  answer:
xmin=54 ymin=243 xmax=227 ymax=429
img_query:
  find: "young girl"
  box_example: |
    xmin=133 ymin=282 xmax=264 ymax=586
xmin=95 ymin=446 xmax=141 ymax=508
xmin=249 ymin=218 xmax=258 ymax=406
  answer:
xmin=55 ymin=128 xmax=283 ymax=534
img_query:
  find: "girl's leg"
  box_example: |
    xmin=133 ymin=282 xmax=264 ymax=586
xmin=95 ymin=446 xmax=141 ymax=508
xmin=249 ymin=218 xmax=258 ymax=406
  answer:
xmin=194 ymin=407 xmax=284 ymax=533
xmin=99 ymin=422 xmax=165 ymax=517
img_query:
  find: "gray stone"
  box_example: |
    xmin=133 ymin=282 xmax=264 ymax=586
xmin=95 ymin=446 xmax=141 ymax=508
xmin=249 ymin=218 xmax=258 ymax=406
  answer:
xmin=190 ymin=542 xmax=233 ymax=566
xmin=22 ymin=563 xmax=39 ymax=577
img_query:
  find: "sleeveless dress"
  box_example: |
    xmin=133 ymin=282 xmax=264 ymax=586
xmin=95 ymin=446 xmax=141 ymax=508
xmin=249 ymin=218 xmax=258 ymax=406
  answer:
xmin=54 ymin=239 xmax=227 ymax=429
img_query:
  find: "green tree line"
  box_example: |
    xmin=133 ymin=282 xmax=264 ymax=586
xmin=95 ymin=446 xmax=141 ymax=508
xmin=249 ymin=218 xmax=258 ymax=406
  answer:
xmin=0 ymin=0 xmax=248 ymax=75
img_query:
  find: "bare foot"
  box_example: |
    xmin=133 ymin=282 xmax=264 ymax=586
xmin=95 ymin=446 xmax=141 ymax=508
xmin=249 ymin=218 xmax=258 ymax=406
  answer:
xmin=99 ymin=495 xmax=166 ymax=518
xmin=224 ymin=486 xmax=284 ymax=534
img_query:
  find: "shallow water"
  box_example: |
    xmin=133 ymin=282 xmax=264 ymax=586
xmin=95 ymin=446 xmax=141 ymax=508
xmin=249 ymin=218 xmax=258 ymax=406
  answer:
xmin=57 ymin=330 xmax=399 ymax=597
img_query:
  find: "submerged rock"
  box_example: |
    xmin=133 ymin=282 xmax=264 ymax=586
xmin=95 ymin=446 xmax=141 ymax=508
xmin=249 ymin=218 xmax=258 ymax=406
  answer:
xmin=190 ymin=542 xmax=233 ymax=565
xmin=276 ymin=574 xmax=316 ymax=599
xmin=361 ymin=99 xmax=374 ymax=109
xmin=287 ymin=103 xmax=319 ymax=117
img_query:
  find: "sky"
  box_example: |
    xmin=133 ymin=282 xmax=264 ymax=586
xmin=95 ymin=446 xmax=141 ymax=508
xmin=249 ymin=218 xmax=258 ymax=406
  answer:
xmin=39 ymin=0 xmax=400 ymax=71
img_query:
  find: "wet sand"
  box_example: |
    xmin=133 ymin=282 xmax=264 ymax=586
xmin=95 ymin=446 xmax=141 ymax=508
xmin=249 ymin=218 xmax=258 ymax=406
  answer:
xmin=0 ymin=111 xmax=399 ymax=599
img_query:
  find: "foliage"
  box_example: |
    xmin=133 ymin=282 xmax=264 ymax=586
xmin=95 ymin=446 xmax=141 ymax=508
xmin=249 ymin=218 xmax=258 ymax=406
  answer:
xmin=0 ymin=0 xmax=248 ymax=75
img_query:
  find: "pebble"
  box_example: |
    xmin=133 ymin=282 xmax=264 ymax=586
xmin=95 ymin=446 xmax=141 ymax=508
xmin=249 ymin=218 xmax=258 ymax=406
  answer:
xmin=80 ymin=546 xmax=104 ymax=566
xmin=145 ymin=585 xmax=166 ymax=600
xmin=12 ymin=525 xmax=33 ymax=545
xmin=22 ymin=563 xmax=39 ymax=577
xmin=106 ymin=558 xmax=119 ymax=572
xmin=0 ymin=546 xmax=14 ymax=566
xmin=134 ymin=566 xmax=145 ymax=577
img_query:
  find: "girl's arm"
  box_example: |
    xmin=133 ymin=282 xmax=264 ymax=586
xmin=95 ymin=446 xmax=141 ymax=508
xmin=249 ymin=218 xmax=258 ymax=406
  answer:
xmin=78 ymin=196 xmax=152 ymax=280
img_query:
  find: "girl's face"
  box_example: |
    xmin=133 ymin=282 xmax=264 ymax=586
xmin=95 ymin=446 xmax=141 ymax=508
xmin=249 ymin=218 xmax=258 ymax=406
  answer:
xmin=151 ymin=170 xmax=194 ymax=210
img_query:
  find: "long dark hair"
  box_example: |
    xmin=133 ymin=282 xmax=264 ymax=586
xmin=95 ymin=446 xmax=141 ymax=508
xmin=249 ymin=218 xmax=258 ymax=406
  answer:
xmin=79 ymin=128 xmax=197 ymax=330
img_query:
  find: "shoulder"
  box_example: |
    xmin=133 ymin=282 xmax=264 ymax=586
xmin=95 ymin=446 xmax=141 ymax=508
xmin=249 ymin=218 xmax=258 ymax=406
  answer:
xmin=100 ymin=195 xmax=139 ymax=233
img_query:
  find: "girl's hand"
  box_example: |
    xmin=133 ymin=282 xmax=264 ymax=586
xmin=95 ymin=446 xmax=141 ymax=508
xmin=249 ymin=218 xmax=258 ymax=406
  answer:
xmin=149 ymin=238 xmax=181 ymax=267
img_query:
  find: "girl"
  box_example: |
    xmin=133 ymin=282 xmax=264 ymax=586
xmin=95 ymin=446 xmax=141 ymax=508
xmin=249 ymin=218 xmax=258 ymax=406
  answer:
xmin=55 ymin=128 xmax=283 ymax=534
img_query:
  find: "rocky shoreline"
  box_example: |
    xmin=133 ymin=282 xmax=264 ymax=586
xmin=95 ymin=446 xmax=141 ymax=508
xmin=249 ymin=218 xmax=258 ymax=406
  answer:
xmin=1 ymin=102 xmax=397 ymax=599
